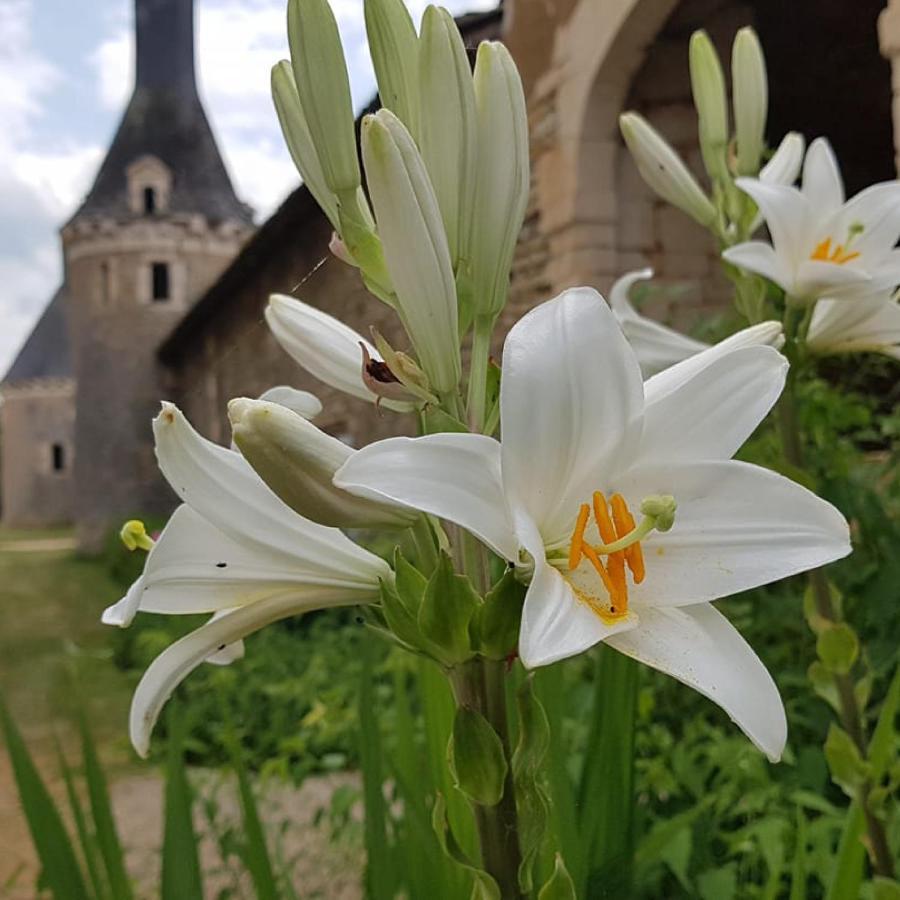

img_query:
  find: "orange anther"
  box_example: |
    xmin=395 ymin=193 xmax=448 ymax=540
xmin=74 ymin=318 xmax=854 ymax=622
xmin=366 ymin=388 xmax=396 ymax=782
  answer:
xmin=581 ymin=544 xmax=618 ymax=602
xmin=811 ymin=237 xmax=832 ymax=261
xmin=568 ymin=503 xmax=590 ymax=571
xmin=592 ymin=491 xmax=616 ymax=544
xmin=610 ymin=493 xmax=645 ymax=585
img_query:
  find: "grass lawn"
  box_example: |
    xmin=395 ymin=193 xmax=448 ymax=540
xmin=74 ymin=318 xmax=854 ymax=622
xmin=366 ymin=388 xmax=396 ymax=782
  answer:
xmin=0 ymin=540 xmax=133 ymax=748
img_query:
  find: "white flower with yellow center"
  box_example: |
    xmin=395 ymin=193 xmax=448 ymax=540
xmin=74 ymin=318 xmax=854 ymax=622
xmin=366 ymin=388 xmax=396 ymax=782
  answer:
xmin=724 ymin=138 xmax=900 ymax=302
xmin=807 ymin=290 xmax=900 ymax=360
xmin=335 ymin=288 xmax=851 ymax=760
xmin=103 ymin=403 xmax=391 ymax=757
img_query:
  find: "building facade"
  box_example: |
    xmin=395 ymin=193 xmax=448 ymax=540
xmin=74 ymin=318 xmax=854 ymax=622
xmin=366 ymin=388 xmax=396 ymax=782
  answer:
xmin=4 ymin=0 xmax=900 ymax=546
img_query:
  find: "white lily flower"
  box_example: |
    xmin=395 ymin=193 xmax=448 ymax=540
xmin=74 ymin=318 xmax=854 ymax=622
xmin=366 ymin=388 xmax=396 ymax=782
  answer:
xmin=609 ymin=268 xmax=784 ymax=377
xmin=229 ymin=397 xmax=418 ymax=528
xmin=724 ymin=137 xmax=900 ymax=302
xmin=807 ymin=290 xmax=900 ymax=359
xmin=103 ymin=403 xmax=391 ymax=756
xmin=265 ymin=294 xmax=414 ymax=413
xmin=336 ymin=288 xmax=851 ymax=761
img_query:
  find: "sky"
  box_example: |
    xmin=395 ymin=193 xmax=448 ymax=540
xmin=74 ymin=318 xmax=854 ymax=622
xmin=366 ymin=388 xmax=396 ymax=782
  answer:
xmin=0 ymin=0 xmax=495 ymax=374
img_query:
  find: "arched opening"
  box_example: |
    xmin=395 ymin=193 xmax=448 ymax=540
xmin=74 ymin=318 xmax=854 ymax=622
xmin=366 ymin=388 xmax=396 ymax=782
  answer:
xmin=572 ymin=0 xmax=894 ymax=325
xmin=143 ymin=186 xmax=157 ymax=215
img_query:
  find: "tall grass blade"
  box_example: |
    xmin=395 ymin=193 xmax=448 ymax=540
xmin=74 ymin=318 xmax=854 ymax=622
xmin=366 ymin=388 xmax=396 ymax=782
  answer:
xmin=161 ymin=707 xmax=203 ymax=900
xmin=56 ymin=741 xmax=109 ymax=900
xmin=578 ymin=647 xmax=639 ymax=898
xmin=358 ymin=638 xmax=395 ymax=900
xmin=0 ymin=699 xmax=90 ymax=900
xmin=78 ymin=716 xmax=132 ymax=900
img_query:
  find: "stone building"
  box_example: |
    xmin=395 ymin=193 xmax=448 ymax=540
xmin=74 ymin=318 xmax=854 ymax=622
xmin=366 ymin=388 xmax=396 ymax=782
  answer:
xmin=4 ymin=0 xmax=900 ymax=545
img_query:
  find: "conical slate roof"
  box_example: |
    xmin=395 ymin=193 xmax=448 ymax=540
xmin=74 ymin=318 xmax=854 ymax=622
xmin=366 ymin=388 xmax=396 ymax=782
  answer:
xmin=72 ymin=0 xmax=252 ymax=225
xmin=3 ymin=288 xmax=72 ymax=385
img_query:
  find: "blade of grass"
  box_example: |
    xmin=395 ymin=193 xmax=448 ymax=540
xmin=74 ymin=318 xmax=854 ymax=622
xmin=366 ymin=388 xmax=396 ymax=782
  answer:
xmin=78 ymin=716 xmax=132 ymax=900
xmin=578 ymin=647 xmax=639 ymax=898
xmin=56 ymin=740 xmax=109 ymax=900
xmin=0 ymin=699 xmax=90 ymax=900
xmin=789 ymin=806 xmax=807 ymax=900
xmin=358 ymin=637 xmax=395 ymax=900
xmin=161 ymin=706 xmax=203 ymax=900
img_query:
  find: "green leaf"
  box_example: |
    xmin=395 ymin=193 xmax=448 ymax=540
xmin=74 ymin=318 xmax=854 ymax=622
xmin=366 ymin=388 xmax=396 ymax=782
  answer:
xmin=380 ymin=579 xmax=425 ymax=651
xmin=477 ymin=570 xmax=525 ymax=660
xmin=825 ymin=802 xmax=865 ymax=900
xmin=789 ymin=806 xmax=808 ymax=900
xmin=512 ymin=674 xmax=551 ymax=893
xmin=824 ymin=724 xmax=870 ymax=800
xmin=432 ymin=793 xmax=500 ymax=900
xmin=803 ymin=582 xmax=842 ymax=634
xmin=697 ymin=864 xmax=737 ymax=900
xmin=79 ymin=715 xmax=133 ymax=900
xmin=418 ymin=552 xmax=479 ymax=666
xmin=868 ymin=662 xmax=900 ymax=779
xmin=448 ymin=707 xmax=507 ymax=807
xmin=161 ymin=708 xmax=204 ymax=900
xmin=807 ymin=661 xmax=840 ymax=714
xmin=538 ymin=854 xmax=577 ymax=900
xmin=482 ymin=359 xmax=501 ymax=436
xmin=0 ymin=699 xmax=90 ymax=900
xmin=816 ymin=623 xmax=859 ymax=675
xmin=395 ymin=547 xmax=428 ymax=611
xmin=423 ymin=406 xmax=469 ymax=434
xmin=873 ymin=877 xmax=900 ymax=900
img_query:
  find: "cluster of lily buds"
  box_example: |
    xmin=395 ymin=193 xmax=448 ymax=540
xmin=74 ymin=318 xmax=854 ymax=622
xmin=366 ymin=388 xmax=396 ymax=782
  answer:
xmin=619 ymin=27 xmax=803 ymax=247
xmin=272 ymin=0 xmax=530 ymax=408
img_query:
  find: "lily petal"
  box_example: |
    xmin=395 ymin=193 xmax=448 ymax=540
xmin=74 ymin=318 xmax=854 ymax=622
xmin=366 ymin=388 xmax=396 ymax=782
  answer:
xmin=606 ymin=602 xmax=787 ymax=761
xmin=801 ymin=138 xmax=844 ymax=220
xmin=808 ymin=293 xmax=900 ymax=356
xmin=335 ymin=433 xmax=519 ymax=561
xmin=153 ymin=404 xmax=391 ymax=587
xmin=614 ymin=460 xmax=851 ymax=608
xmin=516 ymin=513 xmax=638 ymax=668
xmin=733 ymin=179 xmax=809 ymax=273
xmin=500 ymin=287 xmax=644 ymax=544
xmin=129 ymin=587 xmax=355 ymax=757
xmin=638 ymin=346 xmax=787 ymax=465
xmin=257 ymin=386 xmax=323 ymax=419
xmin=723 ymin=240 xmax=785 ymax=287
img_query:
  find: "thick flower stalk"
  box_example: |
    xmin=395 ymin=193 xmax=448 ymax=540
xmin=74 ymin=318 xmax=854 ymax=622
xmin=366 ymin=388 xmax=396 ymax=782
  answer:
xmin=336 ymin=289 xmax=851 ymax=761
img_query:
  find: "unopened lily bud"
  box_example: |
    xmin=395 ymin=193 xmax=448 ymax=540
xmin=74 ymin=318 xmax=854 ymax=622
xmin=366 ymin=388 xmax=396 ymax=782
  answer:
xmin=120 ymin=520 xmax=154 ymax=552
xmin=640 ymin=494 xmax=677 ymax=532
xmin=760 ymin=132 xmax=804 ymax=186
xmin=418 ymin=6 xmax=477 ymax=267
xmin=257 ymin=386 xmax=323 ymax=420
xmin=271 ymin=61 xmax=340 ymax=231
xmin=266 ymin=294 xmax=414 ymax=412
xmin=361 ymin=110 xmax=461 ymax=394
xmin=620 ymin=112 xmax=717 ymax=228
xmin=287 ymin=0 xmax=360 ymax=195
xmin=365 ymin=0 xmax=420 ymax=137
xmin=228 ymin=398 xmax=417 ymax=529
xmin=470 ymin=41 xmax=529 ymax=319
xmin=689 ymin=30 xmax=729 ymax=182
xmin=732 ymin=27 xmax=768 ymax=176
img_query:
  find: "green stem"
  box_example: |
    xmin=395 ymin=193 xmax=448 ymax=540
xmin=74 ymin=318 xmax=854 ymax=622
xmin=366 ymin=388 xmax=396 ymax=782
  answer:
xmin=466 ymin=315 xmax=494 ymax=433
xmin=776 ymin=369 xmax=895 ymax=879
xmin=451 ymin=660 xmax=524 ymax=899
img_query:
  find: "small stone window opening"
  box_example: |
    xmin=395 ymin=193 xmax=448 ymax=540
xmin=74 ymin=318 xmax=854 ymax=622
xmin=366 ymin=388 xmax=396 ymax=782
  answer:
xmin=100 ymin=261 xmax=111 ymax=307
xmin=51 ymin=443 xmax=66 ymax=472
xmin=143 ymin=186 xmax=156 ymax=214
xmin=151 ymin=262 xmax=170 ymax=301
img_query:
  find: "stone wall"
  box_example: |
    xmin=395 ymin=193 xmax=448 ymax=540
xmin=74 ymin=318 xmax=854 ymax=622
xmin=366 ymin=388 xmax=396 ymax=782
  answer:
xmin=1 ymin=380 xmax=75 ymax=527
xmin=62 ymin=213 xmax=250 ymax=549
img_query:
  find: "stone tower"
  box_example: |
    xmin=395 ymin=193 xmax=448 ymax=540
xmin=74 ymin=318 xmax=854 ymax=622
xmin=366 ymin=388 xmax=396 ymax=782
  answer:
xmin=61 ymin=0 xmax=253 ymax=550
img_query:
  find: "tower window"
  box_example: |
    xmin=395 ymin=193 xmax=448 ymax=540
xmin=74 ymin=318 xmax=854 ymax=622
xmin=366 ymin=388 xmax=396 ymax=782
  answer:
xmin=143 ymin=186 xmax=156 ymax=214
xmin=100 ymin=261 xmax=111 ymax=307
xmin=51 ymin=443 xmax=66 ymax=472
xmin=151 ymin=262 xmax=170 ymax=301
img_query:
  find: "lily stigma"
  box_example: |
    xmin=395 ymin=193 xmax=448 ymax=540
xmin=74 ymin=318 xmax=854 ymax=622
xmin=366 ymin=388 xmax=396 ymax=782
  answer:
xmin=554 ymin=493 xmax=676 ymax=623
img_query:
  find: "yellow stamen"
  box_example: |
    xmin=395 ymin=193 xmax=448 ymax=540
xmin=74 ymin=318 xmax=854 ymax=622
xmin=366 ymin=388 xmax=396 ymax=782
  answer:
xmin=568 ymin=503 xmax=590 ymax=571
xmin=611 ymin=493 xmax=645 ymax=585
xmin=811 ymin=236 xmax=861 ymax=266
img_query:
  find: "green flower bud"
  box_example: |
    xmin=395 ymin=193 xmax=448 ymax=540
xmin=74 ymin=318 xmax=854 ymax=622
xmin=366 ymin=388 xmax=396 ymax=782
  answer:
xmin=732 ymin=27 xmax=768 ymax=176
xmin=228 ymin=398 xmax=416 ymax=529
xmin=620 ymin=112 xmax=716 ymax=227
xmin=271 ymin=60 xmax=340 ymax=231
xmin=449 ymin=707 xmax=508 ymax=806
xmin=365 ymin=0 xmax=420 ymax=137
xmin=287 ymin=0 xmax=360 ymax=194
xmin=689 ymin=30 xmax=729 ymax=182
xmin=362 ymin=110 xmax=461 ymax=394
xmin=470 ymin=41 xmax=530 ymax=319
xmin=418 ymin=5 xmax=477 ymax=268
